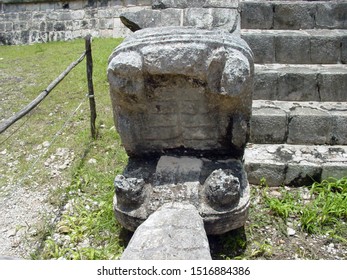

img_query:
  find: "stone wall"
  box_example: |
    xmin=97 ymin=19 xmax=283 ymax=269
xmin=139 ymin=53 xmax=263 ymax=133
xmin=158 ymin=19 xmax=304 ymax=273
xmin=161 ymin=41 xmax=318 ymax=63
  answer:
xmin=0 ymin=0 xmax=151 ymax=45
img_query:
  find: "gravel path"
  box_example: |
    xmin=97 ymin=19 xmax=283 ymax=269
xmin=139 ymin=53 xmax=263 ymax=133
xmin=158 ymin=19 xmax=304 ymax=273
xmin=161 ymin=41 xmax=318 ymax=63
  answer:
xmin=0 ymin=146 xmax=74 ymax=259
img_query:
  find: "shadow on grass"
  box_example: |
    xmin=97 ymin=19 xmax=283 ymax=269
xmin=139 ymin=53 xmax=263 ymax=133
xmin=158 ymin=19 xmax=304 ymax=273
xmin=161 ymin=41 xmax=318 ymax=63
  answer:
xmin=208 ymin=227 xmax=247 ymax=260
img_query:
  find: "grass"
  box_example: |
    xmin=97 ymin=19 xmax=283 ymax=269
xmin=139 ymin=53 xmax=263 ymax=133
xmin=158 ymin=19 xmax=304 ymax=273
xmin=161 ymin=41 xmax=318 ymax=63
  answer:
xmin=1 ymin=39 xmax=347 ymax=260
xmin=261 ymin=177 xmax=347 ymax=240
xmin=1 ymin=38 xmax=128 ymax=259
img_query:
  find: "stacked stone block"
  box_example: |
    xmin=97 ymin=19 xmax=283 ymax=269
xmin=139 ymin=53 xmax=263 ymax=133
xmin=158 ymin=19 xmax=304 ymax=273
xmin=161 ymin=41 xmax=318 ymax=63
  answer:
xmin=241 ymin=0 xmax=347 ymax=186
xmin=119 ymin=0 xmax=240 ymax=32
xmin=0 ymin=0 xmax=152 ymax=45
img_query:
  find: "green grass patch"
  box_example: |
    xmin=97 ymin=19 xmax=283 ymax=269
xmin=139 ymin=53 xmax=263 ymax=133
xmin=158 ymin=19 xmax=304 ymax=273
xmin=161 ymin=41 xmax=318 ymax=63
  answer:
xmin=1 ymin=38 xmax=128 ymax=259
xmin=262 ymin=177 xmax=347 ymax=242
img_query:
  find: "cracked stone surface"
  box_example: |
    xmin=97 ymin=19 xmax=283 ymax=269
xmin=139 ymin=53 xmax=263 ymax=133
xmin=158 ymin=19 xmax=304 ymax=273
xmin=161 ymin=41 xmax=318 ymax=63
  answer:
xmin=245 ymin=144 xmax=347 ymax=186
xmin=250 ymin=100 xmax=347 ymax=145
xmin=121 ymin=202 xmax=212 ymax=260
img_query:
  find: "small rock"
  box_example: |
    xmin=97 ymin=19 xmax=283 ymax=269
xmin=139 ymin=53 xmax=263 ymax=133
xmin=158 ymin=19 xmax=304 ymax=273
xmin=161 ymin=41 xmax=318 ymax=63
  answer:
xmin=287 ymin=227 xmax=296 ymax=236
xmin=11 ymin=239 xmax=20 ymax=248
xmin=327 ymin=243 xmax=336 ymax=254
xmin=0 ymin=149 xmax=7 ymax=155
xmin=58 ymin=161 xmax=69 ymax=170
xmin=42 ymin=141 xmax=50 ymax=148
xmin=78 ymin=238 xmax=90 ymax=249
xmin=269 ymin=190 xmax=282 ymax=198
xmin=7 ymin=229 xmax=17 ymax=238
xmin=57 ymin=225 xmax=71 ymax=234
xmin=88 ymin=158 xmax=97 ymax=164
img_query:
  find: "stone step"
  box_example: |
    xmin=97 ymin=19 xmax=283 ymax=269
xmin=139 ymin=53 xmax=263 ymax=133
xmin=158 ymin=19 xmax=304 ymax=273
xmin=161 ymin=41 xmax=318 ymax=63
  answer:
xmin=253 ymin=64 xmax=347 ymax=102
xmin=244 ymin=143 xmax=347 ymax=186
xmin=241 ymin=29 xmax=347 ymax=64
xmin=241 ymin=0 xmax=347 ymax=30
xmin=250 ymin=100 xmax=347 ymax=145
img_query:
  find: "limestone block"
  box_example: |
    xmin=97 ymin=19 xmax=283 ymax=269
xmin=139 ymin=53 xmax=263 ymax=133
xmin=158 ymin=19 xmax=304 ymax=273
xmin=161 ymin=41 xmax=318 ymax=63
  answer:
xmin=120 ymin=6 xmax=239 ymax=32
xmin=330 ymin=110 xmax=347 ymax=145
xmin=69 ymin=1 xmax=85 ymax=10
xmin=250 ymin=107 xmax=287 ymax=144
xmin=275 ymin=33 xmax=311 ymax=64
xmin=310 ymin=36 xmax=341 ymax=64
xmin=277 ymin=72 xmax=318 ymax=101
xmin=342 ymin=37 xmax=347 ymax=64
xmin=137 ymin=0 xmax=152 ymax=6
xmin=121 ymin=203 xmax=212 ymax=260
xmin=59 ymin=11 xmax=72 ymax=21
xmin=253 ymin=71 xmax=278 ymax=100
xmin=108 ymin=27 xmax=253 ymax=157
xmin=288 ymin=107 xmax=333 ymax=145
xmin=318 ymin=73 xmax=347 ymax=102
xmin=245 ymin=160 xmax=286 ymax=187
xmin=245 ymin=144 xmax=347 ymax=187
xmin=120 ymin=9 xmax=182 ymax=32
xmin=152 ymin=0 xmax=239 ymax=9
xmin=284 ymin=163 xmax=322 ymax=186
xmin=203 ymin=0 xmax=239 ymax=8
xmin=322 ymin=163 xmax=347 ymax=180
xmin=183 ymin=8 xmax=239 ymax=32
xmin=241 ymin=31 xmax=275 ymax=63
xmin=316 ymin=2 xmax=347 ymax=29
xmin=273 ymin=3 xmax=315 ymax=30
xmin=241 ymin=1 xmax=273 ymax=29
xmin=155 ymin=156 xmax=203 ymax=184
xmin=18 ymin=12 xmax=32 ymax=21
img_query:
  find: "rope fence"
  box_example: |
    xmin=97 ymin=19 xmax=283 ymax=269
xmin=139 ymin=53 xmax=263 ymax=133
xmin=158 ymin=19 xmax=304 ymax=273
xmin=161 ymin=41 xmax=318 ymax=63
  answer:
xmin=0 ymin=36 xmax=97 ymax=139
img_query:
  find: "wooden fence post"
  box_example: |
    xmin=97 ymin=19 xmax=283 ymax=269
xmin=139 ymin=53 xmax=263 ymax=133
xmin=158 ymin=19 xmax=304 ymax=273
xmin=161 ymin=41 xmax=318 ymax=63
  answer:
xmin=85 ymin=35 xmax=97 ymax=139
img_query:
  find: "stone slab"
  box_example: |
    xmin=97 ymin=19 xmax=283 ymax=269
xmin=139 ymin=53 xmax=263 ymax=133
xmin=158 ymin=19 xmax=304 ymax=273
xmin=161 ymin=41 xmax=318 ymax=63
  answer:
xmin=121 ymin=202 xmax=212 ymax=260
xmin=240 ymin=1 xmax=273 ymax=29
xmin=241 ymin=29 xmax=347 ymax=64
xmin=316 ymin=2 xmax=347 ymax=29
xmin=156 ymin=156 xmax=203 ymax=184
xmin=287 ymin=106 xmax=333 ymax=145
xmin=244 ymin=144 xmax=347 ymax=186
xmin=252 ymin=64 xmax=347 ymax=102
xmin=152 ymin=0 xmax=239 ymax=9
xmin=120 ymin=7 xmax=240 ymax=32
xmin=241 ymin=1 xmax=347 ymax=30
xmin=250 ymin=106 xmax=287 ymax=144
xmin=250 ymin=100 xmax=347 ymax=145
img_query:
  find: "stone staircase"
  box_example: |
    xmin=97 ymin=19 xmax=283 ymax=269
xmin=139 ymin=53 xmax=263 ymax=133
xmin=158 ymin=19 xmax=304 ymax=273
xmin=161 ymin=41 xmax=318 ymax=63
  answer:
xmin=241 ymin=0 xmax=347 ymax=186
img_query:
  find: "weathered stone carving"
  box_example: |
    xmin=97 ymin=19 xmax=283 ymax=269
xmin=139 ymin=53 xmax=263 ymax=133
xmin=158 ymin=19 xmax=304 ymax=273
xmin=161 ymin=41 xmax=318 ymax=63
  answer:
xmin=108 ymin=0 xmax=253 ymax=244
xmin=108 ymin=27 xmax=253 ymax=159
